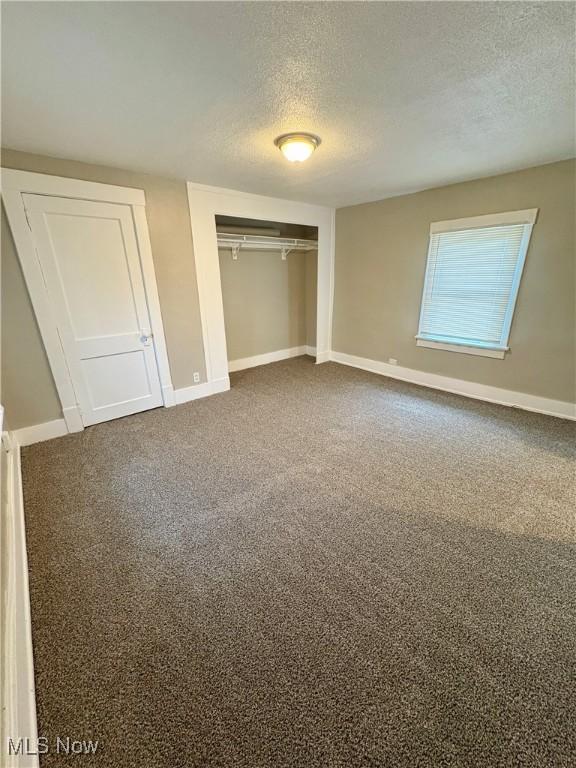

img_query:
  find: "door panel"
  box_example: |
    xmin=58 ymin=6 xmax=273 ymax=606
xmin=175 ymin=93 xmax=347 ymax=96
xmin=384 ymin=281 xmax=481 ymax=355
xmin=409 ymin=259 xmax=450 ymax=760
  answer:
xmin=81 ymin=351 xmax=153 ymax=412
xmin=45 ymin=214 xmax=139 ymax=339
xmin=23 ymin=194 xmax=163 ymax=426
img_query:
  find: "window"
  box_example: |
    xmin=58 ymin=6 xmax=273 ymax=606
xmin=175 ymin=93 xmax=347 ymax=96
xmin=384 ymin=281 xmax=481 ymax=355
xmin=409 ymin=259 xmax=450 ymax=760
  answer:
xmin=416 ymin=209 xmax=538 ymax=358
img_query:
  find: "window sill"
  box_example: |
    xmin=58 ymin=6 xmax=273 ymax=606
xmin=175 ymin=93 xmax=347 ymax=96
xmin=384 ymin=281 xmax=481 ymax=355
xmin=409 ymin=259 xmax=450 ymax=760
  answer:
xmin=416 ymin=338 xmax=507 ymax=359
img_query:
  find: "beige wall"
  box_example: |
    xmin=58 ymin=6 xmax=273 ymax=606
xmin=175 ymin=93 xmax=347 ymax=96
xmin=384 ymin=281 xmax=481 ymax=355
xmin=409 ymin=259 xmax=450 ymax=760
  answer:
xmin=3 ymin=149 xmax=573 ymax=429
xmin=219 ymin=249 xmax=317 ymax=361
xmin=1 ymin=148 xmax=206 ymax=429
xmin=1 ymin=208 xmax=62 ymax=427
xmin=333 ymin=160 xmax=576 ymax=403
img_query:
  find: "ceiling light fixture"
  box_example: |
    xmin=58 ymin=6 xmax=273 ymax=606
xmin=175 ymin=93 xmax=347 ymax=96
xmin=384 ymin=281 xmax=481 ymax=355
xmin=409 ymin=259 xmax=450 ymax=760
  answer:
xmin=274 ymin=132 xmax=321 ymax=163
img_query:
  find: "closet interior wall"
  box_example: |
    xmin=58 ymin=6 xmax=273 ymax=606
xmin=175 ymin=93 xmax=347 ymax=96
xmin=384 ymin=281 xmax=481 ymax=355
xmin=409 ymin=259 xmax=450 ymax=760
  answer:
xmin=216 ymin=217 xmax=318 ymax=366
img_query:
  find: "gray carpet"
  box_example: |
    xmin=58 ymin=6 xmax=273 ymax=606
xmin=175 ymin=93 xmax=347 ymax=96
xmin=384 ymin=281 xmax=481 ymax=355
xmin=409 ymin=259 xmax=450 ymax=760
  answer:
xmin=21 ymin=357 xmax=576 ymax=767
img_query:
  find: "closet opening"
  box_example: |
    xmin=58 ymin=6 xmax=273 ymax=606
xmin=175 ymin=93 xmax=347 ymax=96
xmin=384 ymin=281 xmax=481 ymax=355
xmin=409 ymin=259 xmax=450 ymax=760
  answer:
xmin=215 ymin=215 xmax=318 ymax=375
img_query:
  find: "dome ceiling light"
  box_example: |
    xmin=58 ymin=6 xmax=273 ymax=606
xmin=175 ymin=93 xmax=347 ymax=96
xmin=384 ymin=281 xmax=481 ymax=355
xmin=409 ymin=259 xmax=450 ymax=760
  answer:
xmin=274 ymin=132 xmax=321 ymax=163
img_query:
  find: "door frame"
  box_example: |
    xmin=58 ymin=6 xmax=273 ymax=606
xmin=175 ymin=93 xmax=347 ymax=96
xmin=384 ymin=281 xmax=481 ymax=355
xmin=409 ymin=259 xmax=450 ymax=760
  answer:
xmin=1 ymin=169 xmax=175 ymax=434
xmin=186 ymin=182 xmax=335 ymax=388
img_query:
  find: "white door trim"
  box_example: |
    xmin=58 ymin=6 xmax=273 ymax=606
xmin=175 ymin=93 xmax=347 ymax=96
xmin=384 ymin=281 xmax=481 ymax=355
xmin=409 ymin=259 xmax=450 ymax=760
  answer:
xmin=1 ymin=429 xmax=39 ymax=768
xmin=1 ymin=168 xmax=146 ymax=205
xmin=186 ymin=182 xmax=335 ymax=387
xmin=1 ymin=169 xmax=175 ymax=434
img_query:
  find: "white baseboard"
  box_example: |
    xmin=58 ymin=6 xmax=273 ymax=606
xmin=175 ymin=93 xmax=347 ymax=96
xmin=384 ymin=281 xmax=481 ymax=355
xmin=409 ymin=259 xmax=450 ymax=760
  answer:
xmin=161 ymin=384 xmax=176 ymax=408
xmin=13 ymin=419 xmax=68 ymax=448
xmin=315 ymin=350 xmax=330 ymax=364
xmin=330 ymin=351 xmax=576 ymax=420
xmin=62 ymin=405 xmax=83 ymax=433
xmin=305 ymin=346 xmax=317 ymax=357
xmin=228 ymin=346 xmax=312 ymax=373
xmin=174 ymin=376 xmax=230 ymax=405
xmin=11 ymin=378 xmax=233 ymax=444
xmin=0 ymin=432 xmax=39 ymax=767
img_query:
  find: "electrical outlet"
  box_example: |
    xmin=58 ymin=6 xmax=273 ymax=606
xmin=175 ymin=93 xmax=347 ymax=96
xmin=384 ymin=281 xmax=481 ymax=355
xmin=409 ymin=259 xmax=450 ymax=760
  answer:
xmin=193 ymin=372 xmax=200 ymax=383
xmin=388 ymin=358 xmax=398 ymax=366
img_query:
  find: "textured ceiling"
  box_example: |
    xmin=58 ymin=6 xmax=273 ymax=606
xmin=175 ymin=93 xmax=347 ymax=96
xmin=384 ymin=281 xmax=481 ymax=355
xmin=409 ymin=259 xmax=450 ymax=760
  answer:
xmin=2 ymin=2 xmax=574 ymax=207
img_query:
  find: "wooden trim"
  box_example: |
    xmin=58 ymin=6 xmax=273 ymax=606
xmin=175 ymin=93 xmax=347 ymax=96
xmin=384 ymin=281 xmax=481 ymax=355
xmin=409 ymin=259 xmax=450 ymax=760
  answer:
xmin=499 ymin=222 xmax=533 ymax=349
xmin=13 ymin=420 xmax=68 ymax=447
xmin=416 ymin=339 xmax=507 ymax=359
xmin=228 ymin=346 xmax=312 ymax=373
xmin=131 ymin=205 xmax=175 ymax=406
xmin=1 ymin=168 xmax=145 ymax=206
xmin=186 ymin=182 xmax=335 ymax=388
xmin=173 ymin=376 xmax=230 ymax=405
xmin=1 ymin=432 xmax=39 ymax=767
xmin=430 ymin=208 xmax=538 ymax=233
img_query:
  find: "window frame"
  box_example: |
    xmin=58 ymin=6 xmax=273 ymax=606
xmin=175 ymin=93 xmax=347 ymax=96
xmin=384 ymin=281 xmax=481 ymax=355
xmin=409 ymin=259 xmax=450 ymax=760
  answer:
xmin=416 ymin=209 xmax=538 ymax=359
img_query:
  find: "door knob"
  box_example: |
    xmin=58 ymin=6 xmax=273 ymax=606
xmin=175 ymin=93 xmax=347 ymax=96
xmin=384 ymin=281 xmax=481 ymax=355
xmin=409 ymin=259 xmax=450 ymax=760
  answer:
xmin=140 ymin=331 xmax=153 ymax=346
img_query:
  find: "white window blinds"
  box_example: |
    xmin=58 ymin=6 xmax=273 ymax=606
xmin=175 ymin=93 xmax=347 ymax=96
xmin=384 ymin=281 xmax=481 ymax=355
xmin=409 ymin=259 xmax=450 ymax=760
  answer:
xmin=417 ymin=210 xmax=537 ymax=356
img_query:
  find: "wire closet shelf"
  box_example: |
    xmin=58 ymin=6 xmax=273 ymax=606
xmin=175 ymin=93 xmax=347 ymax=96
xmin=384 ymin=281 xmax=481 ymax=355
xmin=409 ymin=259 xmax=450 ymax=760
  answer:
xmin=217 ymin=232 xmax=318 ymax=260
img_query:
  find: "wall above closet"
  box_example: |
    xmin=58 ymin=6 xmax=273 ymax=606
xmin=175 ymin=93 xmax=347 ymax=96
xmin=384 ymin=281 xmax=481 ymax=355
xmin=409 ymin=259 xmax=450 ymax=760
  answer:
xmin=215 ymin=215 xmax=318 ymax=240
xmin=215 ymin=215 xmax=318 ymax=260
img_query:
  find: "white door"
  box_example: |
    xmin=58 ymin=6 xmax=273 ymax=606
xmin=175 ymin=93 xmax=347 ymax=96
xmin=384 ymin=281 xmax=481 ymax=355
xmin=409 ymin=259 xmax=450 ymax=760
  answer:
xmin=23 ymin=194 xmax=163 ymax=426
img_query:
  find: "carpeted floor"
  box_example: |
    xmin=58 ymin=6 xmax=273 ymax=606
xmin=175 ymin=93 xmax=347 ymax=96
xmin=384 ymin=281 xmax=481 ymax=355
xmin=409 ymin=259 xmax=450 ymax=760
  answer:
xmin=22 ymin=357 xmax=575 ymax=767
